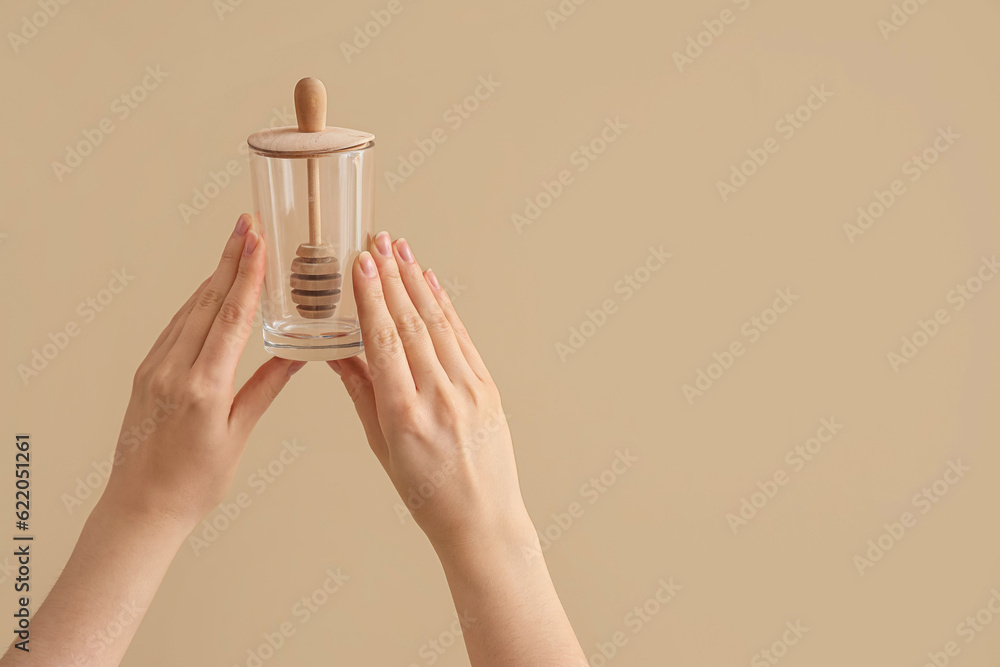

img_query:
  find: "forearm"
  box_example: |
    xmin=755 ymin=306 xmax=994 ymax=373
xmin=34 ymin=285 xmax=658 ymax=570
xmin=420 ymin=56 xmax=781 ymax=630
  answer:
xmin=0 ymin=217 xmax=292 ymax=665
xmin=0 ymin=490 xmax=188 ymax=666
xmin=435 ymin=510 xmax=586 ymax=667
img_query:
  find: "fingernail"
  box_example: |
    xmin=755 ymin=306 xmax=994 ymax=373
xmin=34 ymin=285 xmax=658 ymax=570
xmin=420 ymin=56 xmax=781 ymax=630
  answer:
xmin=426 ymin=268 xmax=441 ymax=291
xmin=375 ymin=232 xmax=392 ymax=256
xmin=327 ymin=360 xmax=343 ymax=375
xmin=235 ymin=214 xmax=250 ymax=237
xmin=396 ymin=239 xmax=414 ymax=263
xmin=287 ymin=360 xmax=307 ymax=376
xmin=359 ymin=251 xmax=377 ymax=277
xmin=243 ymin=231 xmax=259 ymax=256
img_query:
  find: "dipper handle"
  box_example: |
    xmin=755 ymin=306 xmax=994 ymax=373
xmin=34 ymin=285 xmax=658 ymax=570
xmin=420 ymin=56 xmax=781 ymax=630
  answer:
xmin=294 ymin=77 xmax=327 ymax=133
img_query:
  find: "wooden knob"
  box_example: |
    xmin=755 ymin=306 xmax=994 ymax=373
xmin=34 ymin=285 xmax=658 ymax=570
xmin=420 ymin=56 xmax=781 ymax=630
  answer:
xmin=290 ymin=243 xmax=341 ymax=319
xmin=294 ymin=77 xmax=327 ymax=133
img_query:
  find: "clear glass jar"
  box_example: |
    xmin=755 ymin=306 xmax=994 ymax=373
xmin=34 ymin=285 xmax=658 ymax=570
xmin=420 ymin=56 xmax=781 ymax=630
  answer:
xmin=248 ymin=112 xmax=375 ymax=361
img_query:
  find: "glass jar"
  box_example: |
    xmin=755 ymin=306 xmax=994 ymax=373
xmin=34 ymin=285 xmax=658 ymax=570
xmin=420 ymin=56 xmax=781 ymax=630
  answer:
xmin=247 ymin=78 xmax=375 ymax=361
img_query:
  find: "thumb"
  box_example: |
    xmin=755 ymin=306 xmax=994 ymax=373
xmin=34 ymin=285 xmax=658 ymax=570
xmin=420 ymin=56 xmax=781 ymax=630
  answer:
xmin=230 ymin=357 xmax=305 ymax=433
xmin=328 ymin=356 xmax=389 ymax=466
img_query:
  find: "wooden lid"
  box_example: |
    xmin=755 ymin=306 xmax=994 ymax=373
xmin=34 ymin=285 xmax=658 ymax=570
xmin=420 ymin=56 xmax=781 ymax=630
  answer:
xmin=247 ymin=77 xmax=374 ymax=156
xmin=247 ymin=126 xmax=374 ymax=156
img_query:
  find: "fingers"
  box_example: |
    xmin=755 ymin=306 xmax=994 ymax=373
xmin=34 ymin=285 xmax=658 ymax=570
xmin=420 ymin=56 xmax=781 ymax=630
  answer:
xmin=369 ymin=232 xmax=449 ymax=390
xmin=229 ymin=357 xmax=305 ymax=435
xmin=171 ymin=214 xmax=253 ymax=368
xmin=353 ymin=249 xmax=416 ymax=407
xmin=424 ymin=269 xmax=492 ymax=383
xmin=328 ymin=356 xmax=389 ymax=467
xmin=142 ymin=275 xmax=211 ymax=367
xmin=195 ymin=229 xmax=266 ymax=382
xmin=391 ymin=238 xmax=475 ymax=386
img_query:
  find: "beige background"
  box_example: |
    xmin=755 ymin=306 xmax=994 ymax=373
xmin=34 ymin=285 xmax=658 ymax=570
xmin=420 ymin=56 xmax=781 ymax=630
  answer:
xmin=3 ymin=0 xmax=1000 ymax=665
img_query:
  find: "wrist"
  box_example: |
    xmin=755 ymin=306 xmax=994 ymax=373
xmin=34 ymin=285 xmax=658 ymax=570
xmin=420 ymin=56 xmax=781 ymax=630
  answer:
xmin=432 ymin=504 xmax=543 ymax=578
xmin=92 ymin=485 xmax=196 ymax=548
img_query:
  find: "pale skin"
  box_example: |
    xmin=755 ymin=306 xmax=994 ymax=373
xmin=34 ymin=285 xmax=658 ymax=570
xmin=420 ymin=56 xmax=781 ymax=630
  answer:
xmin=1 ymin=216 xmax=586 ymax=666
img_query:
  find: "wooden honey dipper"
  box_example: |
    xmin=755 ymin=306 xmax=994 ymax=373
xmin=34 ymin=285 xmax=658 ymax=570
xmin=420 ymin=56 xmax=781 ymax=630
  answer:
xmin=290 ymin=77 xmax=341 ymax=320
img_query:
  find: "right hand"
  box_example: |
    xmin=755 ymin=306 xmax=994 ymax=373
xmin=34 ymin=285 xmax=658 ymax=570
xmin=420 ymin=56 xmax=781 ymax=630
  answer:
xmin=106 ymin=214 xmax=302 ymax=529
xmin=328 ymin=232 xmax=534 ymax=553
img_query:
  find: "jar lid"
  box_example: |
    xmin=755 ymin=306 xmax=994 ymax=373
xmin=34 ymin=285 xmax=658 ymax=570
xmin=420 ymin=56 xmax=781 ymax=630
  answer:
xmin=246 ymin=77 xmax=374 ymax=157
xmin=247 ymin=126 xmax=375 ymax=156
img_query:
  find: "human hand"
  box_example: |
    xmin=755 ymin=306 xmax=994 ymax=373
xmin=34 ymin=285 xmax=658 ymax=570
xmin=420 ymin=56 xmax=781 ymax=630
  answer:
xmin=104 ymin=214 xmax=304 ymax=530
xmin=328 ymin=232 xmax=532 ymax=554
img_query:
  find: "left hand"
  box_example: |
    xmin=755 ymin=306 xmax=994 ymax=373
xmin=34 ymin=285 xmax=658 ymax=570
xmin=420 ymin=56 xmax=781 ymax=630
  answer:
xmin=328 ymin=233 xmax=530 ymax=554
